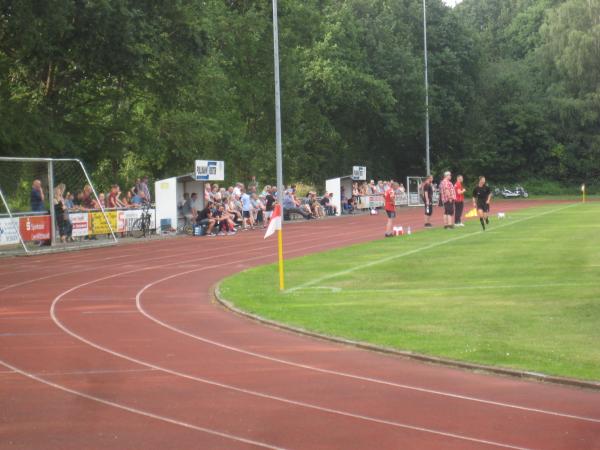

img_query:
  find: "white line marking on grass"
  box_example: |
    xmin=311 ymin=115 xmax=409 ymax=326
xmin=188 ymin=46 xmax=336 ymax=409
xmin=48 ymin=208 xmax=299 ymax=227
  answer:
xmin=299 ymin=281 xmax=599 ymax=294
xmin=286 ymin=204 xmax=579 ymax=294
xmin=0 ymin=359 xmax=285 ymax=450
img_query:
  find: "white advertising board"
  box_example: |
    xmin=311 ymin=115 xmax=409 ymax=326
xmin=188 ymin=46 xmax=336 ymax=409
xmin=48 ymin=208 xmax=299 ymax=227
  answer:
xmin=0 ymin=218 xmax=20 ymax=246
xmin=195 ymin=160 xmax=225 ymax=181
xmin=352 ymin=166 xmax=367 ymax=181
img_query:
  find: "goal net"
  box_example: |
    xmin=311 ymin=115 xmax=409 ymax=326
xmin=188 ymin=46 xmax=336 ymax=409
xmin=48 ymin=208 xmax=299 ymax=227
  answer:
xmin=0 ymin=157 xmax=117 ymax=256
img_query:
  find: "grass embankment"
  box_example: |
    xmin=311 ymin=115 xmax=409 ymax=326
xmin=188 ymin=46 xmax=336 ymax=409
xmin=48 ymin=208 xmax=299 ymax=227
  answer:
xmin=220 ymin=203 xmax=600 ymax=381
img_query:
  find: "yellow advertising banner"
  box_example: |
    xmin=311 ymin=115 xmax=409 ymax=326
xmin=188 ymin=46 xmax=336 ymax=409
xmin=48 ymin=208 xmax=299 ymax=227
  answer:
xmin=89 ymin=211 xmax=118 ymax=235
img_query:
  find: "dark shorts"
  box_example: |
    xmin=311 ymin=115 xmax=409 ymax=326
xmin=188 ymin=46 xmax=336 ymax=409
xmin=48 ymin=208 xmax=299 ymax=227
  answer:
xmin=386 ymin=210 xmax=396 ymax=219
xmin=242 ymin=211 xmax=251 ymax=218
xmin=424 ymin=203 xmax=433 ymax=216
xmin=477 ymin=203 xmax=490 ymax=213
xmin=443 ymin=201 xmax=454 ymax=216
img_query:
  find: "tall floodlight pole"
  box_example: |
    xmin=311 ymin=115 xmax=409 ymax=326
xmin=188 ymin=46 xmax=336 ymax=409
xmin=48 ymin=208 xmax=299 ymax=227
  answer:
xmin=272 ymin=0 xmax=285 ymax=290
xmin=423 ymin=0 xmax=431 ymax=176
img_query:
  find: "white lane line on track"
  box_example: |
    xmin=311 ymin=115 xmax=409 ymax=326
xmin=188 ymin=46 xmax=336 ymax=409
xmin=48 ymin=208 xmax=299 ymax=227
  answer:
xmin=135 ymin=249 xmax=600 ymax=425
xmin=0 ymin=359 xmax=285 ymax=450
xmin=0 ymin=227 xmax=340 ymax=294
xmin=49 ymin=289 xmax=529 ymax=450
xmin=287 ymin=204 xmax=579 ymax=293
xmin=47 ymin=237 xmax=533 ymax=449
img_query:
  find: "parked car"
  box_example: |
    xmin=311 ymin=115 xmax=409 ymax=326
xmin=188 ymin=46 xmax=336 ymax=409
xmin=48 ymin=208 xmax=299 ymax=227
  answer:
xmin=493 ymin=185 xmax=529 ymax=198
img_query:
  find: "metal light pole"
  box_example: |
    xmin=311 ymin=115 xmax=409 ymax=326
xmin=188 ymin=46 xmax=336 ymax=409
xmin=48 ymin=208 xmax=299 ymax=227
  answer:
xmin=272 ymin=0 xmax=284 ymax=205
xmin=423 ymin=0 xmax=431 ymax=176
xmin=272 ymin=0 xmax=285 ymax=290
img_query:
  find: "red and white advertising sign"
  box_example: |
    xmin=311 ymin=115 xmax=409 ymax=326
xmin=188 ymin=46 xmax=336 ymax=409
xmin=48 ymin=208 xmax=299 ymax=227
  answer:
xmin=69 ymin=212 xmax=90 ymax=237
xmin=19 ymin=215 xmax=51 ymax=241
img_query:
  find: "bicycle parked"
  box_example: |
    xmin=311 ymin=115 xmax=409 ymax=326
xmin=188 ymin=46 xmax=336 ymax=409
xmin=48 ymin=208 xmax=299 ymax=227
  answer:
xmin=130 ymin=202 xmax=153 ymax=238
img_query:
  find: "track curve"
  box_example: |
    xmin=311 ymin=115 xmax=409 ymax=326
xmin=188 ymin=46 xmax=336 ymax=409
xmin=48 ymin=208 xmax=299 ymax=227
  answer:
xmin=1 ymin=201 xmax=599 ymax=450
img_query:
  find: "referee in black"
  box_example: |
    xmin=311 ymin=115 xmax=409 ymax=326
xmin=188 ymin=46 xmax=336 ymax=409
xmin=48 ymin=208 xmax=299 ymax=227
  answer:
xmin=472 ymin=176 xmax=492 ymax=230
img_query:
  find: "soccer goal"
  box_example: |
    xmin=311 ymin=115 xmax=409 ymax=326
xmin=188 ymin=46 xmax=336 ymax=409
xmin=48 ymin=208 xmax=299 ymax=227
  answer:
xmin=0 ymin=157 xmax=117 ymax=256
xmin=406 ymin=176 xmax=440 ymax=207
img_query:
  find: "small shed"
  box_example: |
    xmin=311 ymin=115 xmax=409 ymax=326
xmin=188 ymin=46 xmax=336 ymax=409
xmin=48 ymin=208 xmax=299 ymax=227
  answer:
xmin=325 ymin=175 xmax=354 ymax=216
xmin=155 ymin=174 xmax=205 ymax=230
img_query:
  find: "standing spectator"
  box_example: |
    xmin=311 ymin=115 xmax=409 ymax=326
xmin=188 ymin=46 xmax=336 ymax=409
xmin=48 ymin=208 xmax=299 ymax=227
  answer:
xmin=53 ymin=184 xmax=72 ymax=243
xmin=30 ymin=179 xmax=45 ymax=212
xmin=439 ymin=171 xmax=456 ymax=229
xmin=264 ymin=186 xmax=276 ymax=224
xmin=240 ymin=188 xmax=254 ymax=230
xmin=472 ymin=176 xmax=492 ymax=231
xmin=182 ymin=192 xmax=197 ymax=225
xmin=248 ymin=175 xmax=259 ymax=194
xmin=107 ymin=185 xmax=123 ymax=209
xmin=384 ymin=182 xmax=398 ymax=237
xmin=64 ymin=192 xmax=75 ymax=209
xmin=80 ymin=185 xmax=95 ymax=209
xmin=421 ymin=175 xmax=434 ymax=228
xmin=454 ymin=175 xmax=466 ymax=227
xmin=138 ymin=176 xmax=151 ymax=202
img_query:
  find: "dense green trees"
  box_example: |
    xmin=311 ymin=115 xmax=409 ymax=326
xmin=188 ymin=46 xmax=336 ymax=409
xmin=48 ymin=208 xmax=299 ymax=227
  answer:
xmin=0 ymin=0 xmax=598 ymax=189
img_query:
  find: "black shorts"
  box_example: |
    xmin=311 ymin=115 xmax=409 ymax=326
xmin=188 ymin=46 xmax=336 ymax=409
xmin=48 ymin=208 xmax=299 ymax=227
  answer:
xmin=242 ymin=211 xmax=251 ymax=218
xmin=443 ymin=201 xmax=454 ymax=216
xmin=424 ymin=203 xmax=433 ymax=216
xmin=477 ymin=203 xmax=490 ymax=213
xmin=386 ymin=210 xmax=396 ymax=219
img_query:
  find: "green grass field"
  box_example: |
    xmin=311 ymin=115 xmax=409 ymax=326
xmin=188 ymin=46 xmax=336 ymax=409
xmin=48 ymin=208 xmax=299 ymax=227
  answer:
xmin=220 ymin=203 xmax=600 ymax=381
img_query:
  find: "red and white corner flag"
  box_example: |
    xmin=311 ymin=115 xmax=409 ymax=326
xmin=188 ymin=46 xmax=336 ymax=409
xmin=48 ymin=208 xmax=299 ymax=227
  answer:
xmin=264 ymin=204 xmax=282 ymax=239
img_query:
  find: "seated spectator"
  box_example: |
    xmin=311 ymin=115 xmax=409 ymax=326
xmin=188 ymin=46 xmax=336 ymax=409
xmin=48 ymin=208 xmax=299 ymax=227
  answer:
xmin=308 ymin=192 xmax=323 ymax=218
xmin=320 ymin=193 xmax=337 ymax=216
xmin=121 ymin=191 xmax=132 ymax=208
xmin=214 ymin=203 xmax=236 ymax=235
xmin=226 ymin=197 xmax=242 ymax=224
xmin=197 ymin=201 xmax=216 ymax=235
xmin=283 ymin=190 xmax=311 ymax=220
xmin=131 ymin=190 xmax=146 ymax=206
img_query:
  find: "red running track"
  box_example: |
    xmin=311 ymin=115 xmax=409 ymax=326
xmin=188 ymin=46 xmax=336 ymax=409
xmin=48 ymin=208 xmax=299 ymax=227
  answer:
xmin=1 ymin=200 xmax=599 ymax=450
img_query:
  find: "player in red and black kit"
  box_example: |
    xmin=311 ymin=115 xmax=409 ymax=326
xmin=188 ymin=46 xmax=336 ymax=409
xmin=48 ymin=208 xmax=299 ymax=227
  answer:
xmin=384 ymin=182 xmax=399 ymax=237
xmin=472 ymin=176 xmax=492 ymax=230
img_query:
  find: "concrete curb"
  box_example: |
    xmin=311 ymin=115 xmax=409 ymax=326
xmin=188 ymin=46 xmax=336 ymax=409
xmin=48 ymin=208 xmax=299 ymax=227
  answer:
xmin=213 ymin=284 xmax=600 ymax=392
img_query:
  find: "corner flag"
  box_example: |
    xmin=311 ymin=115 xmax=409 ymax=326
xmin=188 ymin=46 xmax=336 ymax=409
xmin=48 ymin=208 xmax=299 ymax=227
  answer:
xmin=264 ymin=203 xmax=285 ymax=290
xmin=264 ymin=204 xmax=282 ymax=239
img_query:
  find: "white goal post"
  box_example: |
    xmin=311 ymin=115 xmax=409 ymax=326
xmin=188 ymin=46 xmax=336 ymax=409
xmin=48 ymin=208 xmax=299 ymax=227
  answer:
xmin=0 ymin=157 xmax=118 ymax=255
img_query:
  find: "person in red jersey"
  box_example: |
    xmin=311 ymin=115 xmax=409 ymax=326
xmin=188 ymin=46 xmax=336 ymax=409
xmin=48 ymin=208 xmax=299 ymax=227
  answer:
xmin=384 ymin=182 xmax=399 ymax=237
xmin=454 ymin=175 xmax=466 ymax=227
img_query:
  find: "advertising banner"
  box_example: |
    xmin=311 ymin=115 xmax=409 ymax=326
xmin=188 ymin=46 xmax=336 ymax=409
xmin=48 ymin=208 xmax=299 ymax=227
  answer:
xmin=69 ymin=212 xmax=89 ymax=237
xmin=19 ymin=215 xmax=51 ymax=241
xmin=195 ymin=160 xmax=225 ymax=181
xmin=0 ymin=218 xmax=21 ymax=246
xmin=118 ymin=209 xmax=156 ymax=232
xmin=352 ymin=166 xmax=367 ymax=181
xmin=89 ymin=211 xmax=118 ymax=236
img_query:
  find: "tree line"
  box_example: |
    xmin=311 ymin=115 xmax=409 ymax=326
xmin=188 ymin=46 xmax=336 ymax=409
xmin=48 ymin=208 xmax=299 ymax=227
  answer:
xmin=0 ymin=0 xmax=598 ymax=191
